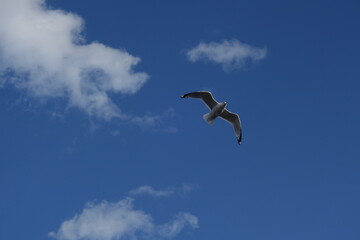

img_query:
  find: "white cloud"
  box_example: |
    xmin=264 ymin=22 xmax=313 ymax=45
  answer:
xmin=129 ymin=185 xmax=175 ymax=197
xmin=0 ymin=0 xmax=148 ymax=120
xmin=187 ymin=39 xmax=267 ymax=71
xmin=157 ymin=213 xmax=199 ymax=238
xmin=49 ymin=198 xmax=198 ymax=240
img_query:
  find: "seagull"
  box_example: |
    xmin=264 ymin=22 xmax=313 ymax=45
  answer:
xmin=180 ymin=91 xmax=242 ymax=145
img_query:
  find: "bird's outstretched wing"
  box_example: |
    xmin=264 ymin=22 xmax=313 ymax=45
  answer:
xmin=180 ymin=91 xmax=218 ymax=110
xmin=220 ymin=109 xmax=242 ymax=144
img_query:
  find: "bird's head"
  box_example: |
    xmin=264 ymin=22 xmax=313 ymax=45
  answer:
xmin=222 ymin=102 xmax=227 ymax=107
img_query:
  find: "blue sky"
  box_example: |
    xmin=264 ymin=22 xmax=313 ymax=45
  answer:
xmin=0 ymin=0 xmax=360 ymax=239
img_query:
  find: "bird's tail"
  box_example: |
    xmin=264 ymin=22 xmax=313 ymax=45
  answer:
xmin=203 ymin=113 xmax=215 ymax=125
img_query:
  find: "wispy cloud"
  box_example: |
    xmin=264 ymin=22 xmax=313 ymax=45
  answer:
xmin=0 ymin=0 xmax=148 ymax=120
xmin=130 ymin=108 xmax=178 ymax=133
xmin=129 ymin=184 xmax=196 ymax=198
xmin=178 ymin=183 xmax=196 ymax=196
xmin=187 ymin=39 xmax=267 ymax=72
xmin=129 ymin=185 xmax=175 ymax=197
xmin=157 ymin=213 xmax=199 ymax=238
xmin=49 ymin=198 xmax=198 ymax=240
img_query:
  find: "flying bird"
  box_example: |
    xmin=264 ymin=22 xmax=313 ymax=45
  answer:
xmin=180 ymin=91 xmax=242 ymax=145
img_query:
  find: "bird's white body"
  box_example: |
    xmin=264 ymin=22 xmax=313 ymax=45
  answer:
xmin=203 ymin=102 xmax=227 ymax=124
